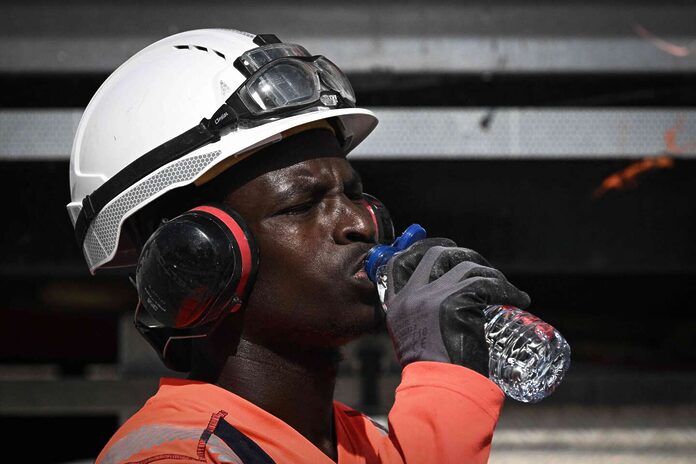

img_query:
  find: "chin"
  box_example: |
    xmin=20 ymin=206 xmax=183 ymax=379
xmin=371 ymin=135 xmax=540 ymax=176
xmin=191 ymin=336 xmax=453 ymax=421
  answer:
xmin=329 ymin=302 xmax=382 ymax=345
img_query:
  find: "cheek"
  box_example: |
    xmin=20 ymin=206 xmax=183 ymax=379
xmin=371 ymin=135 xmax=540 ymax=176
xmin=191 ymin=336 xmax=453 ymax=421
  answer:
xmin=247 ymin=224 xmax=324 ymax=308
xmin=247 ymin=223 xmax=356 ymax=314
xmin=241 ymin=223 xmax=377 ymax=346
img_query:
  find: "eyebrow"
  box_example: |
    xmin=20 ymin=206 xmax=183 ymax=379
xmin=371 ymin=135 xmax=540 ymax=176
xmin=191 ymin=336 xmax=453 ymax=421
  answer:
xmin=275 ymin=176 xmax=321 ymax=200
xmin=275 ymin=168 xmax=363 ymax=200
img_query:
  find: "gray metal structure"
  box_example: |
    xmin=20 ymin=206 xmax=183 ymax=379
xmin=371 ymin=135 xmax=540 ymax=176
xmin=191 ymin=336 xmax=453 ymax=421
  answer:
xmin=3 ymin=0 xmax=696 ymax=162
xmin=2 ymin=109 xmax=696 ymax=159
xmin=2 ymin=1 xmax=696 ymax=74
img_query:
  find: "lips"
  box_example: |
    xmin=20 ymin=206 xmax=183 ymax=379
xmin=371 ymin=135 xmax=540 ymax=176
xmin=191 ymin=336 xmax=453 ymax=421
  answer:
xmin=349 ymin=247 xmax=373 ymax=277
xmin=347 ymin=247 xmax=377 ymax=296
xmin=353 ymin=268 xmax=369 ymax=280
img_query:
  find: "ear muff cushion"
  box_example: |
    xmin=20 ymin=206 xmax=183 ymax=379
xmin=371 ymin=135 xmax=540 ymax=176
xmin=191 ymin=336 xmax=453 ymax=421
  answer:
xmin=190 ymin=205 xmax=257 ymax=314
xmin=135 ymin=204 xmax=258 ymax=331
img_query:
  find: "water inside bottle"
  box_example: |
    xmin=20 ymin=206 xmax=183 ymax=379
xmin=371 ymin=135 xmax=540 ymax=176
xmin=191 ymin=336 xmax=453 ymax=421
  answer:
xmin=485 ymin=305 xmax=571 ymax=403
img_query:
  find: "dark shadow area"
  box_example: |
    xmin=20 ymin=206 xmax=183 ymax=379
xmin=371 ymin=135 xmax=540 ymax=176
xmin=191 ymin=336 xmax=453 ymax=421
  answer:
xmin=3 ymin=73 xmax=696 ymax=108
xmin=0 ymin=415 xmax=117 ymax=463
xmin=1 ymin=159 xmax=694 ymax=373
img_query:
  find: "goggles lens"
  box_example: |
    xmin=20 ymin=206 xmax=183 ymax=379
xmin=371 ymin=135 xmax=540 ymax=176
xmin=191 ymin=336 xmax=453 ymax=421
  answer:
xmin=240 ymin=43 xmax=312 ymax=74
xmin=221 ymin=44 xmax=358 ymax=127
xmin=240 ymin=61 xmax=320 ymax=114
xmin=316 ymin=57 xmax=356 ymax=103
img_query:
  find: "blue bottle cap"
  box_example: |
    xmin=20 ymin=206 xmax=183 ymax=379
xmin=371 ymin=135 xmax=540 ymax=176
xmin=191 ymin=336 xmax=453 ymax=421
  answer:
xmin=364 ymin=224 xmax=427 ymax=283
xmin=393 ymin=224 xmax=427 ymax=251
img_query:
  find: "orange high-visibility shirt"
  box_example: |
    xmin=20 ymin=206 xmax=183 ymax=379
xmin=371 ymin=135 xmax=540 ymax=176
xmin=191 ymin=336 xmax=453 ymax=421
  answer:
xmin=97 ymin=361 xmax=503 ymax=463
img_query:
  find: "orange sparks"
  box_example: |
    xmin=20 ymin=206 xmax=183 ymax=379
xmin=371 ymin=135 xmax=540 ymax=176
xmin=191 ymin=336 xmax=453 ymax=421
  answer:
xmin=594 ymin=116 xmax=695 ymax=199
xmin=593 ymin=155 xmax=674 ymax=199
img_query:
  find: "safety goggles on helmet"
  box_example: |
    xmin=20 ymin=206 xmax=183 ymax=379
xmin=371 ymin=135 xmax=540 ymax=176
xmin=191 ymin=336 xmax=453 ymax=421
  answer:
xmin=229 ymin=43 xmax=356 ymax=118
xmin=230 ymin=55 xmax=355 ymax=119
xmin=73 ymin=35 xmax=357 ymax=250
xmin=209 ymin=45 xmax=355 ymax=133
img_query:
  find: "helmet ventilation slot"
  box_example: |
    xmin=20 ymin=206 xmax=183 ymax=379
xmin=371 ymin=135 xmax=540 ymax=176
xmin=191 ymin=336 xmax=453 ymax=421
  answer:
xmin=173 ymin=45 xmax=226 ymax=60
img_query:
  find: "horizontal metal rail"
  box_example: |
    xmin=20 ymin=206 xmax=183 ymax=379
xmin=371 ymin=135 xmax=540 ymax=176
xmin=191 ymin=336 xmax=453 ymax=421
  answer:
xmin=2 ymin=109 xmax=695 ymax=159
xmin=2 ymin=2 xmax=696 ymax=73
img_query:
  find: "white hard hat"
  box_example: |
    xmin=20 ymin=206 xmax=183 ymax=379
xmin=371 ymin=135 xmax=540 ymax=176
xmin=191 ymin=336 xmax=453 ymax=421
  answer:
xmin=67 ymin=29 xmax=378 ymax=273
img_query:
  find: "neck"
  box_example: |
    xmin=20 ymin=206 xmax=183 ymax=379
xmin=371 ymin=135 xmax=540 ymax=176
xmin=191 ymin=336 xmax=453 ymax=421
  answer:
xmin=215 ymin=337 xmax=340 ymax=461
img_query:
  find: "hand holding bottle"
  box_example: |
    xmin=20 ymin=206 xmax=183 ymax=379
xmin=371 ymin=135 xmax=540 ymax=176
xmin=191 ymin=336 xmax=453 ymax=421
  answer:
xmin=366 ymin=225 xmax=571 ymax=402
xmin=382 ymin=237 xmax=531 ymax=377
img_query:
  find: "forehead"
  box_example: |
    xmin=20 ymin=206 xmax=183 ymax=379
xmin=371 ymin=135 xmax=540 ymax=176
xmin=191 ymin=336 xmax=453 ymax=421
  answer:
xmin=247 ymin=156 xmax=358 ymax=197
xmin=209 ymin=128 xmax=350 ymax=190
xmin=266 ymin=156 xmax=355 ymax=184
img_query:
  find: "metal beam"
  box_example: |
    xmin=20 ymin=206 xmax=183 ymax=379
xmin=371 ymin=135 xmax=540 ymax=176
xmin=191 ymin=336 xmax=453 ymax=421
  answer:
xmin=353 ymin=109 xmax=696 ymax=159
xmin=2 ymin=2 xmax=696 ymax=74
xmin=0 ymin=110 xmax=82 ymax=160
xmin=2 ymin=109 xmax=695 ymax=160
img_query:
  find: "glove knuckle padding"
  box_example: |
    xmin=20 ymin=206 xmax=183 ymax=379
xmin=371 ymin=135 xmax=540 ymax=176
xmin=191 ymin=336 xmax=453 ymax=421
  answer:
xmin=430 ymin=261 xmax=505 ymax=288
xmin=427 ymin=247 xmax=492 ymax=283
xmin=387 ymin=238 xmax=456 ymax=296
xmin=457 ymin=276 xmax=531 ymax=309
xmin=395 ymin=245 xmax=477 ymax=294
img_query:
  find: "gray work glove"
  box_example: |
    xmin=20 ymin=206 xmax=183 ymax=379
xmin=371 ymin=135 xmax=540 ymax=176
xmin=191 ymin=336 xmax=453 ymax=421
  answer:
xmin=384 ymin=238 xmax=531 ymax=377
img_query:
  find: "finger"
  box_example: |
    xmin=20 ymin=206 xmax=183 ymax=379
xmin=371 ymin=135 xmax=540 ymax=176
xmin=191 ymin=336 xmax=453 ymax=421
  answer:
xmin=427 ymin=247 xmax=493 ymax=283
xmin=448 ymin=276 xmax=532 ymax=310
xmin=388 ymin=238 xmax=456 ymax=295
xmin=401 ymin=246 xmax=493 ymax=291
xmin=400 ymin=245 xmax=452 ymax=290
xmin=433 ymin=261 xmax=506 ymax=288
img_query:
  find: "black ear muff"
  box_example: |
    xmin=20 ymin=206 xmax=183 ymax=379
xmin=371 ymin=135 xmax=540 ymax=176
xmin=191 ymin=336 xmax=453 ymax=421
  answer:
xmin=134 ymin=203 xmax=259 ymax=371
xmin=361 ymin=193 xmax=395 ymax=245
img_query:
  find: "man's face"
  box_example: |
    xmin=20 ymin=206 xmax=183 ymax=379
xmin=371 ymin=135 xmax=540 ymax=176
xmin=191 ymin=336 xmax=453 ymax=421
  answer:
xmin=224 ymin=155 xmax=379 ymax=350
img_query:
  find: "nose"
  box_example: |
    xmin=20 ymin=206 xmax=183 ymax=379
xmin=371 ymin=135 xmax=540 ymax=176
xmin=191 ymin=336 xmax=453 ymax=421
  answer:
xmin=332 ymin=195 xmax=377 ymax=245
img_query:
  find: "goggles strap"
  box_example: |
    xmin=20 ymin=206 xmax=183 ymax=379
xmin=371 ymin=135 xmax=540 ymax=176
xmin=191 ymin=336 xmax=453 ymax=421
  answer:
xmin=253 ymin=34 xmax=282 ymax=46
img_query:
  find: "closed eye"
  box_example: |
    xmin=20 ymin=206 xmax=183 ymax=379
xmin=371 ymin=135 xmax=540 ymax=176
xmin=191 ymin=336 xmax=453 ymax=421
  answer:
xmin=344 ymin=170 xmax=364 ymax=201
xmin=275 ymin=199 xmax=316 ymax=216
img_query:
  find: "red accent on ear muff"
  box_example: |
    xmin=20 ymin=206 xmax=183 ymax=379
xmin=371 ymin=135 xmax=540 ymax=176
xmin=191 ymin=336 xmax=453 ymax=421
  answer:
xmin=361 ymin=193 xmax=395 ymax=244
xmin=191 ymin=205 xmax=252 ymax=313
xmin=361 ymin=198 xmax=379 ymax=239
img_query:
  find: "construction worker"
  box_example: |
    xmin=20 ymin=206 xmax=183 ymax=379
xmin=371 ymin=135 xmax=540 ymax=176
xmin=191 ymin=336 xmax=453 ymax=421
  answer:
xmin=67 ymin=29 xmax=529 ymax=463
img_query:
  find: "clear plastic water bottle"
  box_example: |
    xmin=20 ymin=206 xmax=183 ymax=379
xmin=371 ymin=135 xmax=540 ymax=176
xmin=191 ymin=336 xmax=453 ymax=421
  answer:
xmin=364 ymin=224 xmax=571 ymax=403
xmin=483 ymin=304 xmax=570 ymax=402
